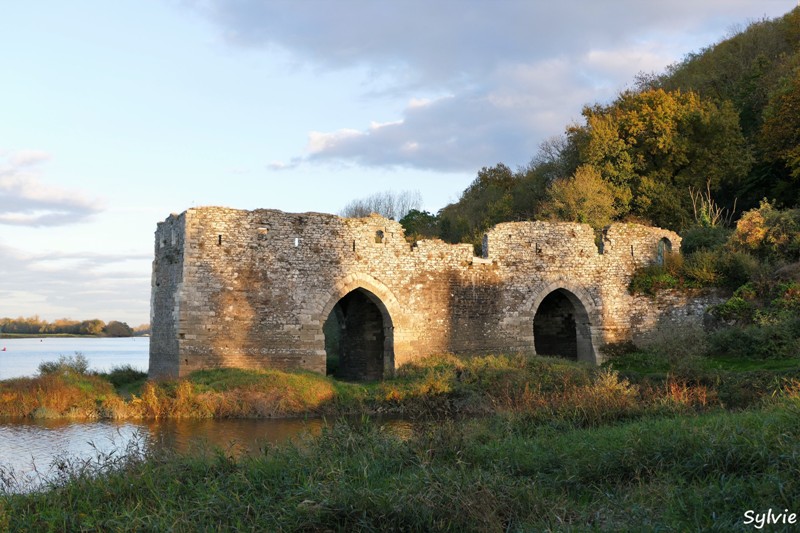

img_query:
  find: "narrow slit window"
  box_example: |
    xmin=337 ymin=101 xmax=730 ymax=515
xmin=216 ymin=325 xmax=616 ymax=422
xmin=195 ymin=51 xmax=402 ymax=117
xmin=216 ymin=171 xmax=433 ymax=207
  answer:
xmin=217 ymin=235 xmax=222 ymax=246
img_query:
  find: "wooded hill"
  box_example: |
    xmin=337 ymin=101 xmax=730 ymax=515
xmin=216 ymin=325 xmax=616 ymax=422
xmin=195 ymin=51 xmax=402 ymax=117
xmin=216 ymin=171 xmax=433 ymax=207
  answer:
xmin=403 ymin=7 xmax=800 ymax=248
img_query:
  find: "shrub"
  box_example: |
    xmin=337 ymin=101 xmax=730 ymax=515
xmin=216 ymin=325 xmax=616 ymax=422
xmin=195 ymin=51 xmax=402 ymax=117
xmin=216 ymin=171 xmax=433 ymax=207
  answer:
xmin=638 ymin=323 xmax=710 ymax=362
xmin=38 ymin=353 xmax=90 ymax=376
xmin=708 ymin=318 xmax=800 ymax=359
xmin=680 ymin=226 xmax=732 ymax=254
xmin=710 ymin=296 xmax=756 ymax=323
xmin=730 ymin=201 xmax=800 ymax=261
xmin=599 ymin=341 xmax=638 ymax=360
xmin=716 ymin=250 xmax=760 ymax=288
xmin=733 ymin=282 xmax=758 ymax=300
xmin=682 ymin=250 xmax=720 ymax=285
xmin=772 ymin=281 xmax=800 ymax=313
xmin=662 ymin=250 xmax=685 ymax=276
xmin=629 ymin=265 xmax=679 ymax=295
xmin=99 ymin=365 xmax=147 ymax=389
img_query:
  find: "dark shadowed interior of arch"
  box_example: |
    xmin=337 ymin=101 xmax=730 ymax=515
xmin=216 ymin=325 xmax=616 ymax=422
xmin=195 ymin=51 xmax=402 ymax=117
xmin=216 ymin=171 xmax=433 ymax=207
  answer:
xmin=323 ymin=288 xmax=393 ymax=381
xmin=533 ymin=289 xmax=593 ymax=363
xmin=657 ymin=237 xmax=672 ymax=265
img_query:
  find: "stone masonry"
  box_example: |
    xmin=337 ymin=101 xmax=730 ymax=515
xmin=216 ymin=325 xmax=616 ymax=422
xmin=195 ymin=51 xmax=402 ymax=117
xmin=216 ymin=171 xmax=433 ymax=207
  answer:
xmin=149 ymin=206 xmax=716 ymax=379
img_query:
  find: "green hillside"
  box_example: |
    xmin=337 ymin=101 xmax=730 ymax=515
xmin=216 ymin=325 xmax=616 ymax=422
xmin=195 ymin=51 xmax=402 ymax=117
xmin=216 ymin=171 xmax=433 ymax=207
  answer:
xmin=415 ymin=7 xmax=800 ymax=247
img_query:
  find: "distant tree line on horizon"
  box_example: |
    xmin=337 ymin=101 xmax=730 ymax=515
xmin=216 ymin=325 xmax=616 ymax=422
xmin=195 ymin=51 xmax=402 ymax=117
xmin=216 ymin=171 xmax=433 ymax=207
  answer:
xmin=0 ymin=316 xmax=150 ymax=337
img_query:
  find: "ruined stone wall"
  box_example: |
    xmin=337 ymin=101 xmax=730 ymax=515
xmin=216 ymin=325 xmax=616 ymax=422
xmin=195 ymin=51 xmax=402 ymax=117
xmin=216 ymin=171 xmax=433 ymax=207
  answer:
xmin=149 ymin=206 xmax=707 ymax=379
xmin=149 ymin=212 xmax=186 ymax=378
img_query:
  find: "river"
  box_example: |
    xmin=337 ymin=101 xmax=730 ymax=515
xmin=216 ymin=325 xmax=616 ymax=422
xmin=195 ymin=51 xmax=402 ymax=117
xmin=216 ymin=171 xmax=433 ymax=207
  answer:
xmin=0 ymin=417 xmax=347 ymax=493
xmin=0 ymin=337 xmax=411 ymax=494
xmin=0 ymin=336 xmax=150 ymax=380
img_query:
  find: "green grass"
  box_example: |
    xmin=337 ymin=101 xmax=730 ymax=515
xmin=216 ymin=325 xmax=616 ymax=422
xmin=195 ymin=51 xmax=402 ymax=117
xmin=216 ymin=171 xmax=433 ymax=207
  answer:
xmin=94 ymin=364 xmax=148 ymax=399
xmin=3 ymin=351 xmax=800 ymax=529
xmin=704 ymin=354 xmax=800 ymax=372
xmin=3 ymin=397 xmax=799 ymax=531
xmin=605 ymin=348 xmax=800 ymax=375
xmin=4 ymin=350 xmax=800 ymax=420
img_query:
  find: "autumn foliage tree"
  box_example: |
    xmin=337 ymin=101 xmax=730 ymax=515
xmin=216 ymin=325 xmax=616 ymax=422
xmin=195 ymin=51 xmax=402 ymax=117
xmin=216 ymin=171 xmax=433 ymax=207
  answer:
xmin=539 ymin=165 xmax=618 ymax=229
xmin=438 ymin=163 xmax=518 ymax=246
xmin=760 ymin=70 xmax=800 ymax=194
xmin=571 ymin=88 xmax=752 ymax=229
xmin=342 ymin=8 xmax=800 ymax=244
xmin=103 ymin=321 xmax=134 ymax=337
xmin=730 ymin=200 xmax=800 ymax=262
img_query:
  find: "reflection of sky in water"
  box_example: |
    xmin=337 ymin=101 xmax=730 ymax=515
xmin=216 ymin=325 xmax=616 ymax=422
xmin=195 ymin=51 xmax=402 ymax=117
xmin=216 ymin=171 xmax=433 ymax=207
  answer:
xmin=0 ymin=417 xmax=413 ymax=493
xmin=0 ymin=337 xmax=150 ymax=380
xmin=0 ymin=420 xmax=148 ymax=493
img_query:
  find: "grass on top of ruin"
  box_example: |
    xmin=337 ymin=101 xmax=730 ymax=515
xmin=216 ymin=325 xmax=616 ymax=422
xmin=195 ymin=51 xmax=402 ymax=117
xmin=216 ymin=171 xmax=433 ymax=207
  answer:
xmin=2 ymin=348 xmax=800 ymax=422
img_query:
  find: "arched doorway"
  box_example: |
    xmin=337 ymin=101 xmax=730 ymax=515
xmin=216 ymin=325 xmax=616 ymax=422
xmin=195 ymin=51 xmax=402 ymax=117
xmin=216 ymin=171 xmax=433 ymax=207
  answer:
xmin=533 ymin=288 xmax=594 ymax=363
xmin=323 ymin=288 xmax=393 ymax=381
xmin=657 ymin=237 xmax=672 ymax=265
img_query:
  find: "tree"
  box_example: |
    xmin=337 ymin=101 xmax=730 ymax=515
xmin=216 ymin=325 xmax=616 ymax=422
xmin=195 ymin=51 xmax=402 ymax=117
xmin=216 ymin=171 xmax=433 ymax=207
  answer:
xmin=438 ymin=163 xmax=518 ymax=244
xmin=635 ymin=8 xmax=800 ymax=210
xmin=45 ymin=318 xmax=81 ymax=334
xmin=80 ymin=319 xmax=106 ymax=336
xmin=572 ymin=88 xmax=752 ymax=229
xmin=132 ymin=323 xmax=151 ymax=336
xmin=538 ymin=165 xmax=618 ymax=229
xmin=759 ymin=70 xmax=800 ymax=205
xmin=104 ymin=321 xmax=133 ymax=337
xmin=339 ymin=190 xmax=422 ymax=220
xmin=730 ymin=200 xmax=800 ymax=261
xmin=399 ymin=209 xmax=439 ymax=241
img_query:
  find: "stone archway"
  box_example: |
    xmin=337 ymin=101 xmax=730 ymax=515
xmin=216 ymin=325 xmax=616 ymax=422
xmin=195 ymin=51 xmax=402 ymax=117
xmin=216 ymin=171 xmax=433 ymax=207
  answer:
xmin=657 ymin=237 xmax=673 ymax=265
xmin=323 ymin=287 xmax=394 ymax=381
xmin=530 ymin=285 xmax=597 ymax=364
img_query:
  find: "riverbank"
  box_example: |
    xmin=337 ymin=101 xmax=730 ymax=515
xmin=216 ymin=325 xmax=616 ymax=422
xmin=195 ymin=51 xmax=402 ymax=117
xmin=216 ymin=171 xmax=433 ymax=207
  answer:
xmin=0 ymin=333 xmax=148 ymax=339
xmin=2 ymin=350 xmax=799 ymax=421
xmin=3 ymin=351 xmax=800 ymax=529
xmin=2 ymin=394 xmax=799 ymax=530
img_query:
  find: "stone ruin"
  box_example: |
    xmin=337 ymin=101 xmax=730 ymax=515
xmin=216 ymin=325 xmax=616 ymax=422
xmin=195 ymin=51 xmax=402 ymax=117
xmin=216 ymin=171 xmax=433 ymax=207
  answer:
xmin=149 ymin=206 xmax=715 ymax=380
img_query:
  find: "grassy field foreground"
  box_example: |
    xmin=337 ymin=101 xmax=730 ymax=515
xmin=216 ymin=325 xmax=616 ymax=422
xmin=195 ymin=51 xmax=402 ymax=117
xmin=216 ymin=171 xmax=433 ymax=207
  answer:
xmin=2 ymin=350 xmax=793 ymax=421
xmin=1 ymin=396 xmax=799 ymax=530
xmin=2 ymin=352 xmax=800 ymax=529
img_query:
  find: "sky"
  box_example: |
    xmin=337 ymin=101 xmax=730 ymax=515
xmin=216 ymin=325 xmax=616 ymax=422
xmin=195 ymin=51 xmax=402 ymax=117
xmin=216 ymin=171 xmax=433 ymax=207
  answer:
xmin=0 ymin=0 xmax=794 ymax=327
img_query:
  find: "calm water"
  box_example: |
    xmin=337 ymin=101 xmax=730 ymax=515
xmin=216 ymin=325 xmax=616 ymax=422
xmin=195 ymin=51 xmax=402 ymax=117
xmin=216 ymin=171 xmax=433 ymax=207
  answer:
xmin=0 ymin=417 xmax=344 ymax=493
xmin=0 ymin=337 xmax=149 ymax=380
xmin=0 ymin=338 xmax=412 ymax=493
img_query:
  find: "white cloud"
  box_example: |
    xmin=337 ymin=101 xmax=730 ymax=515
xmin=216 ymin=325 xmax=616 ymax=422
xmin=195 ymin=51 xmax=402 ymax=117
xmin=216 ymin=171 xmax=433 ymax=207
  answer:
xmin=193 ymin=0 xmax=794 ymax=171
xmin=0 ymin=151 xmax=103 ymax=226
xmin=307 ymin=129 xmax=365 ymax=154
xmin=408 ymin=98 xmax=433 ymax=109
xmin=0 ymin=243 xmax=150 ymax=323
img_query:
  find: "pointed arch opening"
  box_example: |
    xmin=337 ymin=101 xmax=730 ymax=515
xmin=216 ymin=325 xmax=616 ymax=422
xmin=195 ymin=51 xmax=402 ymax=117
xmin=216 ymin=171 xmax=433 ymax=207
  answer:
xmin=323 ymin=287 xmax=393 ymax=381
xmin=656 ymin=237 xmax=673 ymax=266
xmin=533 ymin=288 xmax=594 ymax=363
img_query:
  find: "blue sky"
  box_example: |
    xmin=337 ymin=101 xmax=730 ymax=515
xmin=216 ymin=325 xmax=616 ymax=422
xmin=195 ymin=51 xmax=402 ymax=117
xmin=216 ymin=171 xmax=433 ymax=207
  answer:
xmin=0 ymin=0 xmax=793 ymax=326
